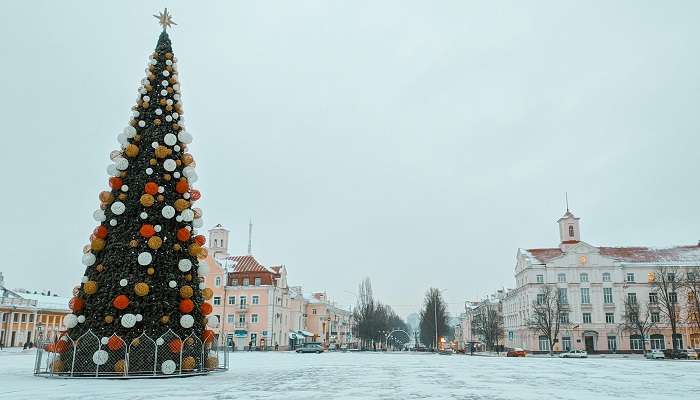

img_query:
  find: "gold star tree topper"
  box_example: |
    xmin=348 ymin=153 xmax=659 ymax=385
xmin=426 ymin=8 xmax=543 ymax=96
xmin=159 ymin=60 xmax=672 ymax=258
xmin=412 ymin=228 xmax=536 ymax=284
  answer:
xmin=154 ymin=8 xmax=177 ymax=31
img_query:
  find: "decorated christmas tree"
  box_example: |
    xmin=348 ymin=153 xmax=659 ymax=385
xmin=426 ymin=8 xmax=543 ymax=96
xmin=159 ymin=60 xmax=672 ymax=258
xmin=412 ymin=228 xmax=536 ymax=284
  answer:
xmin=51 ymin=10 xmax=219 ymax=376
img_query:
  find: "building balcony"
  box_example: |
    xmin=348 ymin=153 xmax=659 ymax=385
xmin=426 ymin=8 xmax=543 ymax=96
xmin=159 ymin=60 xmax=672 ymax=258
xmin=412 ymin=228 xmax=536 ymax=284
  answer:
xmin=603 ymin=302 xmax=616 ymax=308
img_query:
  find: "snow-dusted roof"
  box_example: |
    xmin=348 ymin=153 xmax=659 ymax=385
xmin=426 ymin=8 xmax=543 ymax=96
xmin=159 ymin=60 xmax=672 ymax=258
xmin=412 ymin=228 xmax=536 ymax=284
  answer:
xmin=522 ymin=244 xmax=700 ymax=265
xmin=13 ymin=293 xmax=70 ymax=312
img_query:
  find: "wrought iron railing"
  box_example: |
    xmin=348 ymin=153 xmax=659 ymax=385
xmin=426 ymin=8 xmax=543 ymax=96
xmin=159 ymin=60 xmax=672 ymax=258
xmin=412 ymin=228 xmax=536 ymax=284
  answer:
xmin=34 ymin=329 xmax=229 ymax=378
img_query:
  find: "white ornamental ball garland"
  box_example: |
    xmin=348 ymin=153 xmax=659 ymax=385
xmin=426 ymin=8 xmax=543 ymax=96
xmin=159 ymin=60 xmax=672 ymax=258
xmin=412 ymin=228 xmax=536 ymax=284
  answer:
xmin=64 ymin=314 xmax=78 ymax=329
xmin=137 ymin=252 xmax=153 ymax=266
xmin=161 ymin=205 xmax=175 ymax=219
xmin=110 ymin=201 xmax=126 ymax=215
xmin=178 ymin=259 xmax=192 ymax=272
xmin=92 ymin=350 xmax=109 ymax=366
xmin=180 ymin=314 xmax=194 ymax=328
xmin=161 ymin=360 xmax=176 ymax=375
xmin=121 ymin=313 xmax=137 ymax=328
xmin=82 ymin=253 xmax=96 ymax=266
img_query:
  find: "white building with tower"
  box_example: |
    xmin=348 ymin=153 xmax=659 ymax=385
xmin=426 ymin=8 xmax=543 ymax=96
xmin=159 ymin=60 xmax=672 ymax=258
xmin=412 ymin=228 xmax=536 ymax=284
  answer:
xmin=502 ymin=208 xmax=700 ymax=353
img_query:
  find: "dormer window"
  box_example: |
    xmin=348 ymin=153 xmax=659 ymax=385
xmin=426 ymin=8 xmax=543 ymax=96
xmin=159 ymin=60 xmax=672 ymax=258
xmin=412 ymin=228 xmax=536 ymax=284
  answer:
xmin=568 ymin=225 xmax=574 ymax=237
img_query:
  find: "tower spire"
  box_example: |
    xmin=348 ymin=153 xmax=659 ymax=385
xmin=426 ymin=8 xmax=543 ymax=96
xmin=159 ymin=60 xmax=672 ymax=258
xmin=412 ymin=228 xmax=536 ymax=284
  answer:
xmin=565 ymin=192 xmax=569 ymax=212
xmin=247 ymin=218 xmax=253 ymax=255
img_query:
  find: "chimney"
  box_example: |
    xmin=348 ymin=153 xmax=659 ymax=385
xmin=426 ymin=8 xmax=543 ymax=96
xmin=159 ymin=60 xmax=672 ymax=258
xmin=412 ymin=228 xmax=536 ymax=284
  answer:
xmin=47 ymin=290 xmax=51 ymax=296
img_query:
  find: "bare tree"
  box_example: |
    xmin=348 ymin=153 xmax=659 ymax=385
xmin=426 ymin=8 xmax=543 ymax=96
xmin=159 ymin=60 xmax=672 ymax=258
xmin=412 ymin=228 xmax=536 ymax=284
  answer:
xmin=620 ymin=297 xmax=656 ymax=355
xmin=684 ymin=268 xmax=700 ymax=337
xmin=527 ymin=285 xmax=565 ymax=355
xmin=471 ymin=302 xmax=504 ymax=351
xmin=352 ymin=278 xmax=409 ymax=350
xmin=650 ymin=266 xmax=684 ymax=349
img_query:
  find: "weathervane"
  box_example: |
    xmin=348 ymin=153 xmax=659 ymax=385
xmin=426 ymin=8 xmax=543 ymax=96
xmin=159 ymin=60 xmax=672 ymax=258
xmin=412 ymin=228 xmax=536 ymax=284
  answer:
xmin=153 ymin=8 xmax=177 ymax=31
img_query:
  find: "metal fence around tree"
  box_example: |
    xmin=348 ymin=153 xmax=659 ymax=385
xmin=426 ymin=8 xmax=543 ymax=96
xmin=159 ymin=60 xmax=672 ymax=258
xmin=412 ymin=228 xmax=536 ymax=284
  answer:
xmin=34 ymin=329 xmax=229 ymax=378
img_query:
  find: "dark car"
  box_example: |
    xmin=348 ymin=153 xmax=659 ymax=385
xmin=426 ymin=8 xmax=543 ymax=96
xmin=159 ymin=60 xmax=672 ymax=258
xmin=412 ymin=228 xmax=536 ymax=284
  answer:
xmin=663 ymin=349 xmax=689 ymax=359
xmin=507 ymin=348 xmax=527 ymax=357
xmin=296 ymin=343 xmax=324 ymax=354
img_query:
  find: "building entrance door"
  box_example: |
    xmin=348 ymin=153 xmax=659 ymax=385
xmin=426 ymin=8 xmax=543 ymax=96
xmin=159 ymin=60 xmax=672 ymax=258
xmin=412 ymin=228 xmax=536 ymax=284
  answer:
xmin=585 ymin=336 xmax=594 ymax=353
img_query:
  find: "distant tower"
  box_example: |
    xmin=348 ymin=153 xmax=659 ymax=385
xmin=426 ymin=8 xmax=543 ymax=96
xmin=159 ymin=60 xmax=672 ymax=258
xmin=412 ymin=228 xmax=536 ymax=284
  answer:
xmin=208 ymin=224 xmax=230 ymax=257
xmin=247 ymin=219 xmax=253 ymax=255
xmin=558 ymin=196 xmax=581 ymax=251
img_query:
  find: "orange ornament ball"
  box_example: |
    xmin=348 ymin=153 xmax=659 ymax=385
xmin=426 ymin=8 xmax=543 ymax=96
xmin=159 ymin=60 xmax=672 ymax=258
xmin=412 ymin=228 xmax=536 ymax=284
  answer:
xmin=94 ymin=225 xmax=108 ymax=239
xmin=175 ymin=180 xmax=189 ymax=194
xmin=144 ymin=182 xmax=159 ymax=195
xmin=113 ymin=295 xmax=129 ymax=310
xmin=139 ymin=224 xmax=155 ymax=238
xmin=179 ymin=299 xmax=194 ymax=313
xmin=107 ymin=336 xmax=124 ymax=351
xmin=201 ymin=302 xmax=213 ymax=316
xmin=140 ymin=194 xmax=155 ymax=207
xmin=109 ymin=177 xmax=123 ymax=190
xmin=98 ymin=191 xmax=113 ymax=203
xmin=194 ymin=235 xmax=206 ymax=246
xmin=176 ymin=228 xmax=190 ymax=242
xmin=168 ymin=339 xmax=182 ymax=353
xmin=69 ymin=297 xmax=85 ymax=312
xmin=203 ymin=330 xmax=215 ymax=343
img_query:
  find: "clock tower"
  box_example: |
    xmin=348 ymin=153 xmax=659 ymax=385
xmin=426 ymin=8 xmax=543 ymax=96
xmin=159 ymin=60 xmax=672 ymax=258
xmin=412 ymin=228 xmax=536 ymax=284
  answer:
xmin=558 ymin=209 xmax=580 ymax=251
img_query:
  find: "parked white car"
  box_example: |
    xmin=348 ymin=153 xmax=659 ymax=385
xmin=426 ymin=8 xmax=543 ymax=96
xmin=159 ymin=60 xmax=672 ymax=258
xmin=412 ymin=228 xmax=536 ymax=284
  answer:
xmin=559 ymin=350 xmax=588 ymax=358
xmin=645 ymin=349 xmax=665 ymax=359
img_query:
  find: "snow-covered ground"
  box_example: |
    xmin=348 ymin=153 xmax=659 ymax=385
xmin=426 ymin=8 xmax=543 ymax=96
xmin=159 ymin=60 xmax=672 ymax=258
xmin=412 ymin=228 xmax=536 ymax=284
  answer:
xmin=1 ymin=350 xmax=699 ymax=399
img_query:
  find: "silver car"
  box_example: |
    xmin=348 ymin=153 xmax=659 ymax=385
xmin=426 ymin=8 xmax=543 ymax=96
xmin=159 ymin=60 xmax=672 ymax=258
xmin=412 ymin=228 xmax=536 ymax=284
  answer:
xmin=296 ymin=344 xmax=324 ymax=354
xmin=559 ymin=349 xmax=588 ymax=358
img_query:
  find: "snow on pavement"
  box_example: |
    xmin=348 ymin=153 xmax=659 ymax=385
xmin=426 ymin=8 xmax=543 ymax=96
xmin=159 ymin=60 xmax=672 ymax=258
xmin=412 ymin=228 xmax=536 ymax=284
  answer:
xmin=1 ymin=350 xmax=699 ymax=400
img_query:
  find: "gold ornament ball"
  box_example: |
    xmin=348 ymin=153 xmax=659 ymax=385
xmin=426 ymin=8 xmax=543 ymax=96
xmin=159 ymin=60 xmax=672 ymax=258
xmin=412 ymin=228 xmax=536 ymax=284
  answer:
xmin=182 ymin=356 xmax=196 ymax=371
xmin=157 ymin=194 xmax=165 ymax=202
xmin=140 ymin=194 xmax=155 ymax=207
xmin=129 ymin=239 xmax=139 ymax=248
xmin=185 ymin=274 xmax=192 ymax=282
xmin=148 ymin=236 xmax=162 ymax=250
xmin=52 ymin=359 xmax=64 ymax=373
xmin=202 ymin=287 xmax=213 ymax=300
xmin=150 ymin=158 xmax=157 ymax=165
xmin=179 ymin=285 xmax=193 ymax=299
xmin=174 ymin=199 xmax=190 ymax=212
xmin=185 ymin=337 xmax=194 ymax=346
xmin=91 ymin=238 xmax=105 ymax=252
xmin=155 ymin=146 xmax=171 ymax=159
xmin=131 ymin=338 xmax=141 ymax=347
xmin=163 ymin=174 xmax=172 ymax=181
xmin=181 ymin=154 xmax=194 ymax=166
xmin=142 ymin=101 xmax=150 ymax=109
xmin=205 ymin=356 xmax=218 ymax=369
xmin=83 ymin=280 xmax=98 ymax=295
xmin=173 ymin=243 xmax=182 ymax=251
xmin=159 ymin=98 xmax=167 ymax=106
xmin=118 ymin=193 xmax=128 ymax=201
xmin=165 ymin=52 xmax=173 ymax=59
xmin=96 ymin=264 xmax=105 ymax=273
xmin=165 ymin=105 xmax=173 ymax=112
xmin=134 ymin=282 xmax=149 ymax=297
xmin=147 ymin=267 xmax=155 ymax=275
xmin=160 ymin=315 xmax=170 ymax=324
xmin=114 ymin=359 xmax=126 ymax=373
xmin=98 ymin=191 xmax=113 ymax=203
xmin=105 ymin=315 xmax=114 ymax=324
xmin=154 ymin=119 xmax=161 ymax=126
xmin=125 ymin=144 xmax=139 ymax=158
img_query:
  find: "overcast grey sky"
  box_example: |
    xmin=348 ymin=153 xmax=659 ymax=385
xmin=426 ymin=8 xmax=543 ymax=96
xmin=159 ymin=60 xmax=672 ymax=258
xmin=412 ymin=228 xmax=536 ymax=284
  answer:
xmin=1 ymin=1 xmax=698 ymax=317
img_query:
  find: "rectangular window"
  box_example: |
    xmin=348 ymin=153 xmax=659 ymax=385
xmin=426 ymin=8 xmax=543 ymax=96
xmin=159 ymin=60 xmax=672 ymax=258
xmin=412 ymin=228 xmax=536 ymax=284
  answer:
xmin=312 ymin=309 xmax=317 ymax=315
xmin=562 ymin=337 xmax=572 ymax=351
xmin=228 ymin=296 xmax=235 ymax=305
xmin=536 ymin=294 xmax=545 ymax=305
xmin=630 ymin=337 xmax=642 ymax=350
xmin=21 ymin=314 xmax=27 ymax=323
xmin=558 ymin=273 xmax=566 ymax=283
xmin=227 ymin=314 xmax=235 ymax=324
xmin=582 ymin=313 xmax=592 ymax=323
xmin=215 ymin=276 xmax=222 ymax=287
xmin=254 ymin=277 xmax=261 ymax=286
xmin=669 ymin=292 xmax=678 ymax=304
xmin=602 ymin=272 xmax=611 ymax=282
xmin=607 ymin=336 xmax=617 ymax=351
xmin=649 ymin=292 xmax=658 ymax=303
xmin=231 ymin=279 xmax=238 ymax=286
xmin=651 ymin=312 xmax=660 ymax=323
xmin=239 ymin=314 xmax=245 ymax=324
xmin=243 ymin=278 xmax=249 ymax=286
xmin=605 ymin=313 xmax=615 ymax=323
xmin=603 ymin=288 xmax=613 ymax=304
xmin=538 ymin=336 xmax=550 ymax=351
xmin=213 ymin=296 xmax=221 ymax=306
xmin=558 ymin=288 xmax=568 ymax=304
xmin=580 ymin=288 xmax=590 ymax=304
xmin=240 ymin=296 xmax=247 ymax=307
xmin=252 ymin=296 xmax=260 ymax=305
xmin=627 ymin=293 xmax=637 ymax=304
xmin=626 ymin=273 xmax=635 ymax=282
xmin=536 ymin=274 xmax=544 ymax=284
xmin=580 ymin=273 xmax=589 ymax=282
xmin=559 ymin=313 xmax=569 ymax=324
xmin=251 ymin=314 xmax=259 ymax=323
xmin=29 ymin=314 xmax=34 ymax=323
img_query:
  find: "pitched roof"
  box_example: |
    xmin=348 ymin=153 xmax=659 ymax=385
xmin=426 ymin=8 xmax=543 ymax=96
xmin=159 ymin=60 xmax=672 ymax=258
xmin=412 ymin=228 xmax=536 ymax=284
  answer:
xmin=522 ymin=244 xmax=700 ymax=265
xmin=222 ymin=255 xmax=271 ymax=273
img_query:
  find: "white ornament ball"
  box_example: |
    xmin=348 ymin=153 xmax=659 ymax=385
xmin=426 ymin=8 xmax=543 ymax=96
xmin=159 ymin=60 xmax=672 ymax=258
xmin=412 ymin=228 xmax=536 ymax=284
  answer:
xmin=162 ymin=70 xmax=170 ymax=77
xmin=143 ymin=95 xmax=150 ymax=102
xmin=154 ymin=225 xmax=162 ymax=232
xmin=172 ymin=112 xmax=179 ymax=119
xmin=168 ymin=280 xmax=177 ymax=288
xmin=140 ymin=212 xmax=148 ymax=219
xmin=101 ymin=337 xmax=109 ymax=345
xmin=164 ymin=133 xmax=177 ymax=146
xmin=110 ymin=219 xmax=117 ymax=226
xmin=174 ymin=171 xmax=181 ymax=178
xmin=82 ymin=253 xmax=96 ymax=266
xmin=165 ymin=115 xmax=173 ymax=122
xmin=81 ymin=275 xmax=89 ymax=283
xmin=151 ymin=142 xmax=159 ymax=149
xmin=161 ymin=205 xmax=175 ymax=219
xmin=92 ymin=350 xmax=109 ymax=366
xmin=187 ymin=172 xmax=198 ymax=183
xmin=117 ymin=133 xmax=128 ymax=146
xmin=182 ymin=166 xmax=195 ymax=178
xmin=166 ymin=59 xmax=173 ymax=66
xmin=93 ymin=209 xmax=106 ymax=222
xmin=161 ymin=360 xmax=177 ymax=375
xmin=197 ymin=263 xmax=209 ymax=277
xmin=181 ymin=209 xmax=194 ymax=222
xmin=115 ymin=157 xmax=128 ymax=170
xmin=198 ymin=282 xmax=206 ymax=289
xmin=178 ymin=131 xmax=193 ymax=144
xmin=121 ymin=313 xmax=137 ymax=328
xmin=178 ymin=259 xmax=192 ymax=272
xmin=138 ymin=120 xmax=146 ymax=128
xmin=64 ymin=314 xmax=78 ymax=329
xmin=161 ymin=80 xmax=168 ymax=87
xmin=180 ymin=314 xmax=194 ymax=328
xmin=174 ymin=94 xmax=181 ymax=101
xmin=160 ymin=89 xmax=168 ymax=96
xmin=146 ymin=167 xmax=154 ymax=175
xmin=111 ymin=201 xmax=126 ymax=215
xmin=158 ymin=186 xmax=165 ymax=193
xmin=119 ymin=279 xmax=128 ymax=287
xmin=193 ymin=218 xmax=204 ymax=228
xmin=175 ymin=215 xmax=183 ymax=222
xmin=121 ymin=185 xmax=129 ymax=192
xmin=77 ymin=315 xmax=86 ymax=323
xmin=106 ymin=164 xmax=118 ymax=176
xmin=156 ymin=338 xmax=165 ymax=346
xmin=123 ymin=126 xmax=137 ymax=138
xmin=155 ymin=108 xmax=163 ymax=115
xmin=137 ymin=252 xmax=153 ymax=266
xmin=163 ymin=159 xmax=176 ymax=171
xmin=207 ymin=315 xmax=219 ymax=328
xmin=136 ymin=314 xmax=143 ymax=322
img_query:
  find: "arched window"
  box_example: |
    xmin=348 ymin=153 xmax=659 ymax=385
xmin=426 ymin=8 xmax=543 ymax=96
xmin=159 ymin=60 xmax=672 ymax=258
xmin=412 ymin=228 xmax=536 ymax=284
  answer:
xmin=568 ymin=225 xmax=575 ymax=237
xmin=215 ymin=276 xmax=221 ymax=287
